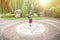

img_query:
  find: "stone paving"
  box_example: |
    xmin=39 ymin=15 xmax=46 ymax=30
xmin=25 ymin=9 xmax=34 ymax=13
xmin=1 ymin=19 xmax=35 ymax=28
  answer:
xmin=0 ymin=19 xmax=60 ymax=40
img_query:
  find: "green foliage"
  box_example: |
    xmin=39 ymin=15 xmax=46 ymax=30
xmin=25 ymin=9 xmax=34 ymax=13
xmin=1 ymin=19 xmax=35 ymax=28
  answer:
xmin=0 ymin=13 xmax=47 ymax=20
xmin=21 ymin=0 xmax=31 ymax=17
xmin=0 ymin=0 xmax=60 ymax=18
xmin=21 ymin=6 xmax=28 ymax=17
xmin=48 ymin=6 xmax=60 ymax=18
xmin=1 ymin=13 xmax=15 ymax=18
xmin=43 ymin=0 xmax=60 ymax=18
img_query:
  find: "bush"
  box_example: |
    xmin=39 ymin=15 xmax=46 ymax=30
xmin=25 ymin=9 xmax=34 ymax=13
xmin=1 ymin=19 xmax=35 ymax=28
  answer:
xmin=1 ymin=13 xmax=15 ymax=18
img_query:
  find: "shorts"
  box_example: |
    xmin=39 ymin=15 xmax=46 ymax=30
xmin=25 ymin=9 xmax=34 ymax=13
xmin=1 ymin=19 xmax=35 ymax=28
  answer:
xmin=29 ymin=19 xmax=32 ymax=23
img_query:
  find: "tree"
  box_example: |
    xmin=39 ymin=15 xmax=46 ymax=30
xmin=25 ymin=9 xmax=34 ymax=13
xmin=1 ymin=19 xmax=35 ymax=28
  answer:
xmin=0 ymin=0 xmax=12 ymax=13
xmin=21 ymin=0 xmax=32 ymax=17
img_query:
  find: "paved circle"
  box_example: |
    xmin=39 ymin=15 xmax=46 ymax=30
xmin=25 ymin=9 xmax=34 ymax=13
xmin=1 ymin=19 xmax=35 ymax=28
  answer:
xmin=2 ymin=22 xmax=60 ymax=40
xmin=16 ymin=23 xmax=46 ymax=35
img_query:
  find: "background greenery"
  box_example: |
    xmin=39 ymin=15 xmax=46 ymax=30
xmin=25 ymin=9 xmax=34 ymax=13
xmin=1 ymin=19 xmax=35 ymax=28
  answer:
xmin=0 ymin=0 xmax=60 ymax=18
xmin=0 ymin=13 xmax=47 ymax=20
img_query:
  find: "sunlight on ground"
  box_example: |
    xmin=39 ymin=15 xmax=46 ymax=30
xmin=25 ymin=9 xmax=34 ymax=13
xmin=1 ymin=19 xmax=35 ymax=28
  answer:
xmin=16 ymin=23 xmax=46 ymax=35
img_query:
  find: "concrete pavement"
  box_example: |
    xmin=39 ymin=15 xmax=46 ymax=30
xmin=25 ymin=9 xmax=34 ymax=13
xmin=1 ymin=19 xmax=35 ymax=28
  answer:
xmin=0 ymin=19 xmax=60 ymax=40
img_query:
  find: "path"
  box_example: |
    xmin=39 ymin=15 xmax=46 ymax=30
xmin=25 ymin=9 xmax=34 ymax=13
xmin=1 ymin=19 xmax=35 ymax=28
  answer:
xmin=0 ymin=19 xmax=60 ymax=40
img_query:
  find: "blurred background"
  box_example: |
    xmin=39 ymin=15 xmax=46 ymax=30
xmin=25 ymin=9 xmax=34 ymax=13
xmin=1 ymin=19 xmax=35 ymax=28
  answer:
xmin=0 ymin=0 xmax=60 ymax=19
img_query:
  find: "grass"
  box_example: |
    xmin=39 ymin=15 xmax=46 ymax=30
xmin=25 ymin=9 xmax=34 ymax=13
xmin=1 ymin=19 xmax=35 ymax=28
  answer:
xmin=0 ymin=13 xmax=48 ymax=20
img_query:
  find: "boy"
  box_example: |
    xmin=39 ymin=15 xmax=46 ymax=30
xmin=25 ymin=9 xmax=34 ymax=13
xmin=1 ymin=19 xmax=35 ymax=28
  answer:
xmin=28 ymin=10 xmax=32 ymax=27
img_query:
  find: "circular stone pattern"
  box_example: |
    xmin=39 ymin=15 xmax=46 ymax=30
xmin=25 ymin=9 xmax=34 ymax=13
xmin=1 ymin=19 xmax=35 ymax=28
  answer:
xmin=16 ymin=23 xmax=46 ymax=35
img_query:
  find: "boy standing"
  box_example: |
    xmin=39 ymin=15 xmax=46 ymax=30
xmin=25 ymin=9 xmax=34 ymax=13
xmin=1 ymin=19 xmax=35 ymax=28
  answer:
xmin=28 ymin=10 xmax=32 ymax=27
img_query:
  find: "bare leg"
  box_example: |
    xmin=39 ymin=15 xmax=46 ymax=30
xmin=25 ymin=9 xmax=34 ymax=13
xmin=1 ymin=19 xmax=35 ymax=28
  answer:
xmin=30 ymin=23 xmax=32 ymax=27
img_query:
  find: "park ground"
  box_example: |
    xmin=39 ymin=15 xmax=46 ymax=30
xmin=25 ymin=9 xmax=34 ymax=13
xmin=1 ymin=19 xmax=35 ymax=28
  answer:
xmin=0 ymin=18 xmax=60 ymax=40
